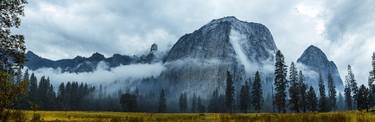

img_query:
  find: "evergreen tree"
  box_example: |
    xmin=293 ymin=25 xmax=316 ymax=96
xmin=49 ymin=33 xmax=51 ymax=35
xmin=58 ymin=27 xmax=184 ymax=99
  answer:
xmin=344 ymin=79 xmax=352 ymax=110
xmin=240 ymin=80 xmax=250 ymax=113
xmin=318 ymin=73 xmax=329 ymax=112
xmin=298 ymin=71 xmax=307 ymax=112
xmin=197 ymin=96 xmax=205 ymax=113
xmin=252 ymin=71 xmax=263 ymax=113
xmin=158 ymin=89 xmax=166 ymax=112
xmin=368 ymin=52 xmax=375 ymax=109
xmin=306 ymin=86 xmax=318 ymax=112
xmin=120 ymin=93 xmax=137 ymax=112
xmin=274 ymin=50 xmax=287 ymax=113
xmin=288 ymin=62 xmax=300 ymax=112
xmin=225 ymin=71 xmax=234 ymax=112
xmin=327 ymin=73 xmax=337 ymax=111
xmin=191 ymin=94 xmax=197 ymax=112
xmin=357 ymin=85 xmax=369 ymax=111
xmin=57 ymin=83 xmax=66 ymax=109
xmin=347 ymin=65 xmax=358 ymax=109
xmin=29 ymin=73 xmax=38 ymax=105
xmin=208 ymin=88 xmax=224 ymax=112
xmin=179 ymin=93 xmax=188 ymax=112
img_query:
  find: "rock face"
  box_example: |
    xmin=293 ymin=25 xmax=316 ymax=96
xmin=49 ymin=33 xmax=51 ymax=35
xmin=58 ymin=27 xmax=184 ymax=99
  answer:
xmin=25 ymin=44 xmax=159 ymax=73
xmin=297 ymin=45 xmax=344 ymax=91
xmin=160 ymin=16 xmax=277 ymax=97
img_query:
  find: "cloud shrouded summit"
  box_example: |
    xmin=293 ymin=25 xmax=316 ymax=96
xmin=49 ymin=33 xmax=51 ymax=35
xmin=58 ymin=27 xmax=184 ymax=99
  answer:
xmin=19 ymin=0 xmax=375 ymax=85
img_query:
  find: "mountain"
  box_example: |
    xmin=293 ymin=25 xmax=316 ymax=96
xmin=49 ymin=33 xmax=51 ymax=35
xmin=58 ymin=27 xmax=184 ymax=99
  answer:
xmin=159 ymin=16 xmax=277 ymax=97
xmin=297 ymin=45 xmax=344 ymax=91
xmin=25 ymin=44 xmax=159 ymax=73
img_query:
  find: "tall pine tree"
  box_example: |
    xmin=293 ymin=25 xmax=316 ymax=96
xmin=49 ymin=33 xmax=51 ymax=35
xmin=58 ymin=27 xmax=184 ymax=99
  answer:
xmin=288 ymin=62 xmax=300 ymax=112
xmin=252 ymin=71 xmax=263 ymax=113
xmin=298 ymin=71 xmax=307 ymax=112
xmin=327 ymin=73 xmax=336 ymax=111
xmin=225 ymin=71 xmax=234 ymax=112
xmin=274 ymin=50 xmax=287 ymax=113
xmin=158 ymin=89 xmax=166 ymax=113
xmin=239 ymin=80 xmax=250 ymax=113
xmin=347 ymin=65 xmax=358 ymax=109
xmin=318 ymin=73 xmax=329 ymax=112
xmin=306 ymin=86 xmax=318 ymax=112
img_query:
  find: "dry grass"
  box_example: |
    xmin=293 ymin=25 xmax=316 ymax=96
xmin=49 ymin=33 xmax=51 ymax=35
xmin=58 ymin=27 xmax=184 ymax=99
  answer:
xmin=20 ymin=110 xmax=375 ymax=122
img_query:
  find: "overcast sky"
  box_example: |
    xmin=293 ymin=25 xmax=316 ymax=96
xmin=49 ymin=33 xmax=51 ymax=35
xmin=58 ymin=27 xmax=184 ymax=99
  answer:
xmin=19 ymin=0 xmax=375 ymax=85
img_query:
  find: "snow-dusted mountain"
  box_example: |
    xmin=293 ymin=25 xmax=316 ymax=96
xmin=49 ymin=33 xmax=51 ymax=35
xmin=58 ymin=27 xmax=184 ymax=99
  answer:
xmin=25 ymin=16 xmax=344 ymax=98
xmin=159 ymin=16 xmax=277 ymax=97
xmin=26 ymin=44 xmax=160 ymax=73
xmin=297 ymin=45 xmax=344 ymax=91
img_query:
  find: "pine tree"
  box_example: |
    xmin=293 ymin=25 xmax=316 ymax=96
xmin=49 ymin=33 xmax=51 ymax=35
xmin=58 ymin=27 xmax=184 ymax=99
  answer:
xmin=225 ymin=71 xmax=234 ymax=112
xmin=191 ymin=94 xmax=197 ymax=112
xmin=274 ymin=50 xmax=287 ymax=113
xmin=347 ymin=65 xmax=358 ymax=109
xmin=357 ymin=85 xmax=369 ymax=111
xmin=298 ymin=71 xmax=307 ymax=112
xmin=58 ymin=83 xmax=66 ymax=109
xmin=368 ymin=52 xmax=375 ymax=109
xmin=306 ymin=86 xmax=318 ymax=112
xmin=240 ymin=80 xmax=250 ymax=113
xmin=179 ymin=93 xmax=188 ymax=112
xmin=29 ymin=73 xmax=38 ymax=105
xmin=318 ymin=73 xmax=329 ymax=112
xmin=344 ymin=78 xmax=352 ymax=110
xmin=158 ymin=89 xmax=166 ymax=112
xmin=327 ymin=73 xmax=336 ymax=111
xmin=252 ymin=71 xmax=263 ymax=113
xmin=288 ymin=62 xmax=300 ymax=112
xmin=197 ymin=96 xmax=205 ymax=113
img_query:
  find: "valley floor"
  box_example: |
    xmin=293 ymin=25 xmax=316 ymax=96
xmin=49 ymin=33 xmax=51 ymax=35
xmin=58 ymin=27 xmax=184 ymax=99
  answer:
xmin=20 ymin=110 xmax=375 ymax=122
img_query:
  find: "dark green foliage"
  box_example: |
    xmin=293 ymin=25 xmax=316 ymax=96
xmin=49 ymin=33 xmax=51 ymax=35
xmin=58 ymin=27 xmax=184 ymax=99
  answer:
xmin=318 ymin=73 xmax=329 ymax=112
xmin=225 ymin=71 xmax=234 ymax=112
xmin=239 ymin=80 xmax=250 ymax=113
xmin=327 ymin=73 xmax=337 ymax=111
xmin=288 ymin=62 xmax=300 ymax=112
xmin=158 ymin=89 xmax=166 ymax=112
xmin=306 ymin=86 xmax=318 ymax=112
xmin=191 ymin=94 xmax=197 ymax=112
xmin=208 ymin=88 xmax=225 ymax=112
xmin=0 ymin=0 xmax=27 ymax=74
xmin=357 ymin=85 xmax=369 ymax=111
xmin=274 ymin=50 xmax=287 ymax=113
xmin=179 ymin=93 xmax=188 ymax=112
xmin=197 ymin=96 xmax=205 ymax=113
xmin=344 ymin=82 xmax=352 ymax=110
xmin=298 ymin=71 xmax=307 ymax=112
xmin=120 ymin=93 xmax=138 ymax=112
xmin=252 ymin=71 xmax=263 ymax=113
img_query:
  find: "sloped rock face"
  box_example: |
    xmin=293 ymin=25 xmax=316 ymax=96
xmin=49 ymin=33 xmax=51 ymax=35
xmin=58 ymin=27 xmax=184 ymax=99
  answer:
xmin=160 ymin=16 xmax=277 ymax=97
xmin=297 ymin=45 xmax=344 ymax=91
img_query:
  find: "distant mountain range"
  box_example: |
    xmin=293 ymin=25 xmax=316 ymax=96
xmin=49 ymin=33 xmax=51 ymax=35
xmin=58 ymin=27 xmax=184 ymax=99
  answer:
xmin=25 ymin=16 xmax=344 ymax=97
xmin=26 ymin=43 xmax=159 ymax=73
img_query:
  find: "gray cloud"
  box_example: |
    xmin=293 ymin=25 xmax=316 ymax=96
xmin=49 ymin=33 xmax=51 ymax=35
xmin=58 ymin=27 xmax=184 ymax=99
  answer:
xmin=19 ymin=0 xmax=374 ymax=85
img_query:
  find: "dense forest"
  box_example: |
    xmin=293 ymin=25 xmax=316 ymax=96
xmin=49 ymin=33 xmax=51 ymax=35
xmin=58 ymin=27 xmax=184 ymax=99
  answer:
xmin=11 ymin=51 xmax=375 ymax=113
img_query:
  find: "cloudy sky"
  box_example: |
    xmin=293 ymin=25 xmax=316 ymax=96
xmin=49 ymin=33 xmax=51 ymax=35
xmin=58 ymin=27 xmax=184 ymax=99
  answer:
xmin=18 ymin=0 xmax=374 ymax=85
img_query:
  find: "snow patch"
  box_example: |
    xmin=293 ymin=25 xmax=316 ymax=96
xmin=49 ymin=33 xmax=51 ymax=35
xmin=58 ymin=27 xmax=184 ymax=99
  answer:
xmin=229 ymin=29 xmax=252 ymax=74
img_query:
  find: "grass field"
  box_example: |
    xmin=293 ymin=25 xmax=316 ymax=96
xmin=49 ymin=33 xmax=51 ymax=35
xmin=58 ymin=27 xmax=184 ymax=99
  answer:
xmin=20 ymin=110 xmax=375 ymax=122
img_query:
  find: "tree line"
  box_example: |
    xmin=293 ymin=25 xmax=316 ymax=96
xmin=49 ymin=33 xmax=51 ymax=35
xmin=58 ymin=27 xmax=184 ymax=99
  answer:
xmin=120 ymin=51 xmax=375 ymax=113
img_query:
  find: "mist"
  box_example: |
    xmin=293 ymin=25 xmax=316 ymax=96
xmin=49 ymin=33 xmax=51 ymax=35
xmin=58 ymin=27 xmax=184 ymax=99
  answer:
xmin=28 ymin=62 xmax=166 ymax=87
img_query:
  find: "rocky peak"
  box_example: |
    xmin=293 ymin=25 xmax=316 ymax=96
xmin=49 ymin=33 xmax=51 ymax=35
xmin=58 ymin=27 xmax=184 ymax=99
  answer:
xmin=297 ymin=45 xmax=329 ymax=68
xmin=89 ymin=52 xmax=105 ymax=61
